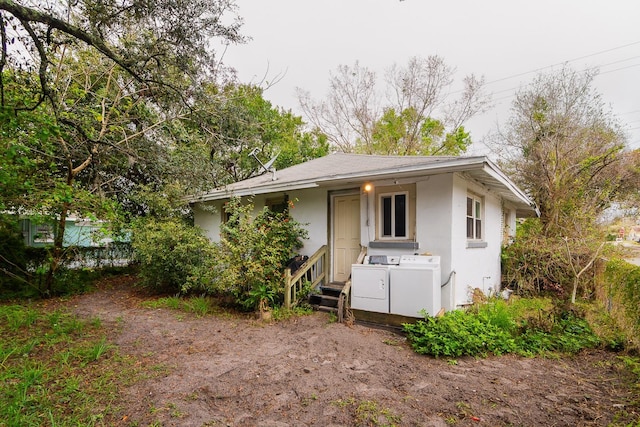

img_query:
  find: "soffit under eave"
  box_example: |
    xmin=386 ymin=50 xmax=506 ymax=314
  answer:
xmin=464 ymin=169 xmax=536 ymax=214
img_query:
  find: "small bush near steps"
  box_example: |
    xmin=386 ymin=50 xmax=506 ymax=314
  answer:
xmin=191 ymin=197 xmax=308 ymax=312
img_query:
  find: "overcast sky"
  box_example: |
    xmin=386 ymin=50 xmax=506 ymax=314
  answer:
xmin=221 ymin=0 xmax=640 ymax=154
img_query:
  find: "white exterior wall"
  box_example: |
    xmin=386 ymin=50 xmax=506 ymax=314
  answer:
xmin=415 ymin=175 xmax=453 ymax=267
xmin=450 ymin=174 xmax=503 ymax=308
xmin=287 ymin=188 xmax=328 ymax=257
xmin=193 ymin=201 xmax=224 ymax=242
xmin=192 ymin=188 xmax=329 ymax=258
xmin=416 ymin=174 xmax=455 ymax=309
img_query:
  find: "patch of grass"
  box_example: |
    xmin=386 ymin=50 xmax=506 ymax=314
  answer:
xmin=619 ymin=356 xmax=640 ymax=395
xmin=331 ymin=397 xmax=401 ymax=426
xmin=578 ymin=301 xmax=627 ymax=351
xmin=183 ymin=295 xmax=212 ymax=317
xmin=271 ymin=305 xmax=314 ymax=321
xmin=301 ymin=393 xmax=319 ymax=407
xmin=141 ymin=295 xmax=223 ymax=318
xmin=355 ymin=399 xmax=402 ymax=426
xmin=0 ymin=303 xmax=148 ymax=426
xmin=142 ymin=294 xmax=315 ymax=323
xmin=327 ymin=311 xmax=338 ymax=323
xmin=332 ymin=397 xmax=356 ymax=408
xmin=4 ymin=305 xmax=39 ymax=331
xmin=82 ymin=336 xmax=112 ymax=363
xmin=142 ymin=296 xmax=182 ymax=310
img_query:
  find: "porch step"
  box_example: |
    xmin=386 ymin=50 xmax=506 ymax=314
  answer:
xmin=316 ymin=305 xmax=339 ymax=314
xmin=309 ymin=281 xmax=346 ymax=316
xmin=320 ymin=282 xmax=346 ymax=297
xmin=309 ymin=294 xmax=339 ymax=308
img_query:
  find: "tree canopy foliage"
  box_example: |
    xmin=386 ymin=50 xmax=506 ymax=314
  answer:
xmin=0 ymin=1 xmax=327 ymax=295
xmin=496 ymin=67 xmax=639 ymax=236
xmin=297 ymin=56 xmax=490 ymax=155
xmin=0 ymin=0 xmax=245 ymax=292
xmin=497 ymin=67 xmax=640 ymax=303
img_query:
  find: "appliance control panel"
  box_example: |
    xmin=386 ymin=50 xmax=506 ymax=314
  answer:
xmin=399 ymin=255 xmax=441 ymax=265
xmin=366 ymin=255 xmax=401 ymax=265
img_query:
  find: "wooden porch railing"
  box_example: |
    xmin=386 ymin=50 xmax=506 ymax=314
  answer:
xmin=284 ymin=245 xmax=328 ymax=309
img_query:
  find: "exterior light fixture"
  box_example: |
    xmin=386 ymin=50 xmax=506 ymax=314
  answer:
xmin=364 ymin=183 xmax=372 ymax=192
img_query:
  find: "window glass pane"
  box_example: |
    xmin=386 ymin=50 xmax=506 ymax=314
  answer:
xmin=475 ymin=219 xmax=482 ymax=239
xmin=467 ymin=218 xmax=474 ymax=239
xmin=395 ymin=194 xmax=406 ymax=237
xmin=475 ymin=200 xmax=481 ymax=219
xmin=382 ymin=196 xmax=392 ymax=236
xmin=467 ymin=197 xmax=473 ymax=216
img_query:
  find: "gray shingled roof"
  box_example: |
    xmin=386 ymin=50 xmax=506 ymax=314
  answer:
xmin=190 ymin=153 xmax=537 ymax=214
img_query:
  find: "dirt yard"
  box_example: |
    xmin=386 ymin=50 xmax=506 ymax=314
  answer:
xmin=67 ymin=277 xmax=638 ymax=427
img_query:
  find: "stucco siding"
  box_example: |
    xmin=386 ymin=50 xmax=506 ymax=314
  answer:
xmin=416 ymin=174 xmax=455 ymax=309
xmin=192 ymin=189 xmax=329 ymax=258
xmin=450 ymin=174 xmax=503 ymax=307
xmin=193 ymin=201 xmax=223 ymax=242
xmin=287 ymin=188 xmax=328 ymax=257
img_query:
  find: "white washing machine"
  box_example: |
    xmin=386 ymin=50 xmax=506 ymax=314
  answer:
xmin=351 ymin=264 xmax=391 ymax=313
xmin=389 ymin=255 xmax=441 ymax=317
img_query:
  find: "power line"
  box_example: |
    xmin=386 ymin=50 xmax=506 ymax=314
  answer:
xmin=482 ymin=40 xmax=640 ymax=87
xmin=484 ymin=62 xmax=640 ymax=105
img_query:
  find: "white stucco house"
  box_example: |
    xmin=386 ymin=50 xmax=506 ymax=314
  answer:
xmin=190 ymin=153 xmax=537 ymax=312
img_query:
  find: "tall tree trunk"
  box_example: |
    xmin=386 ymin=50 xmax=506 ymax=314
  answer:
xmin=43 ymin=201 xmax=70 ymax=296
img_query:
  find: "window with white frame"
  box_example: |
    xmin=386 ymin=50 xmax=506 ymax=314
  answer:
xmin=379 ymin=192 xmax=408 ymax=239
xmin=466 ymin=195 xmax=483 ymax=240
xmin=33 ymin=223 xmax=54 ymax=243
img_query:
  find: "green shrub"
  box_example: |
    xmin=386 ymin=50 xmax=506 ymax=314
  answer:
xmin=602 ymin=258 xmax=640 ymax=351
xmin=404 ymin=298 xmax=601 ymax=358
xmin=199 ymin=197 xmax=308 ymax=311
xmin=0 ymin=219 xmax=31 ymax=296
xmin=501 ymin=218 xmax=607 ymax=299
xmin=404 ymin=304 xmax=518 ymax=357
xmin=131 ymin=218 xmax=215 ymax=293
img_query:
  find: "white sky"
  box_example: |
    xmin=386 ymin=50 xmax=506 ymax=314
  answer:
xmin=221 ymin=0 xmax=640 ymax=154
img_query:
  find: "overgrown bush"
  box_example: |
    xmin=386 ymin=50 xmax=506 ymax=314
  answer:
xmin=197 ymin=198 xmax=308 ymax=311
xmin=131 ymin=218 xmax=216 ymax=293
xmin=404 ymin=298 xmax=602 ymax=358
xmin=601 ymin=258 xmax=640 ymax=351
xmin=501 ymin=218 xmax=607 ymax=300
xmin=0 ymin=219 xmax=30 ymax=294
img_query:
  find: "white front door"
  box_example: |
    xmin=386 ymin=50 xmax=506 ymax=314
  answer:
xmin=332 ymin=194 xmax=361 ymax=282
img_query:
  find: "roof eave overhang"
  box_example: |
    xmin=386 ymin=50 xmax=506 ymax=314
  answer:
xmin=188 ymin=182 xmax=320 ymax=203
xmin=190 ymin=157 xmax=491 ymax=203
xmin=474 ymin=161 xmax=539 ymax=217
xmin=189 ymin=157 xmax=539 ymax=218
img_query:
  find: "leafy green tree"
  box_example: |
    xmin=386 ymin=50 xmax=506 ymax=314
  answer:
xmin=1 ymin=0 xmax=244 ymax=294
xmin=497 ymin=67 xmax=635 ymax=236
xmin=362 ymin=107 xmax=471 ymax=155
xmin=200 ymin=84 xmax=329 ymax=185
xmin=298 ymin=56 xmax=489 ymax=154
xmin=497 ymin=67 xmax=640 ymax=302
xmin=0 ymin=0 xmax=244 ymax=106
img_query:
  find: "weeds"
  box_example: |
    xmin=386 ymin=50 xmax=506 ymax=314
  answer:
xmin=404 ymin=297 xmax=603 ymax=358
xmin=142 ymin=295 xmax=220 ymax=317
xmin=332 ymin=397 xmax=401 ymax=426
xmin=184 ymin=295 xmax=212 ymax=317
xmin=0 ymin=304 xmax=144 ymax=426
